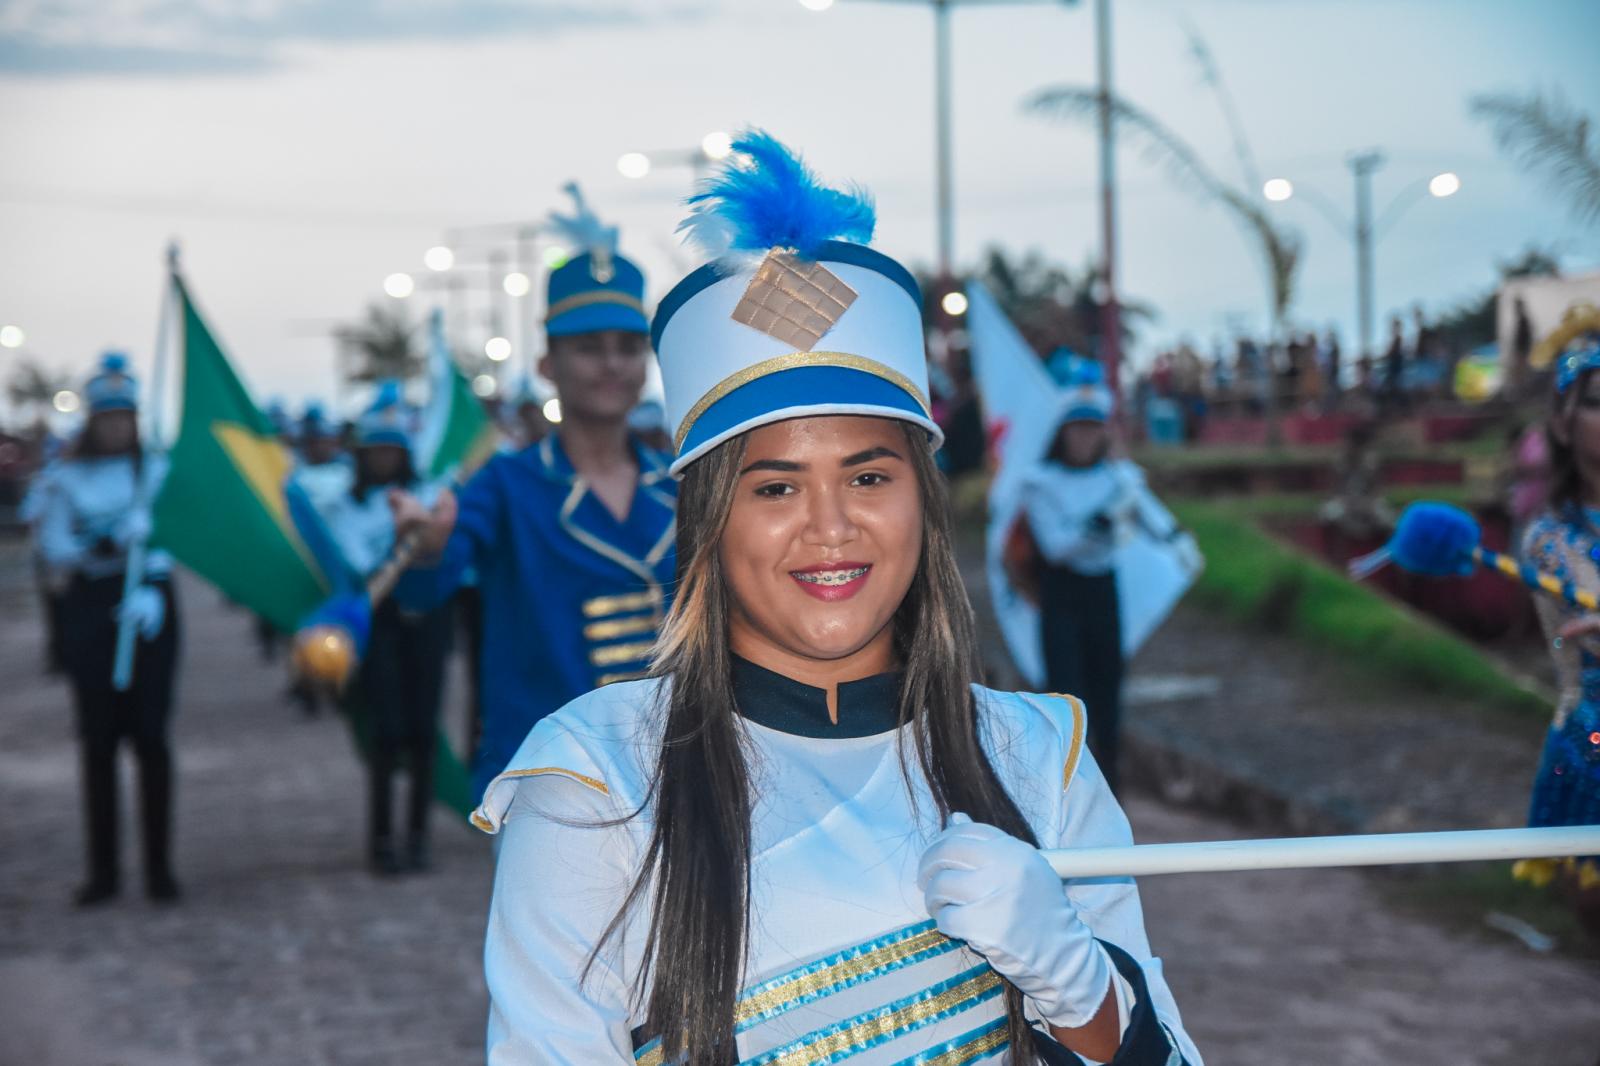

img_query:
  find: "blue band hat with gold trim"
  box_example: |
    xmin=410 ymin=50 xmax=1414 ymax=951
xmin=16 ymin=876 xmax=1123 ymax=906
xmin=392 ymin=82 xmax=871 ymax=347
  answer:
xmin=545 ymin=182 xmax=649 ymax=338
xmin=85 ymin=351 xmax=138 ymax=414
xmin=652 ymin=131 xmax=943 ymax=476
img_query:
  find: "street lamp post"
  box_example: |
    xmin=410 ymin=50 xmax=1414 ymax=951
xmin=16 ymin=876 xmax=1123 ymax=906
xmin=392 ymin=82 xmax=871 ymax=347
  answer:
xmin=1264 ymin=153 xmax=1460 ymax=361
xmin=802 ymin=0 xmax=1081 ymax=283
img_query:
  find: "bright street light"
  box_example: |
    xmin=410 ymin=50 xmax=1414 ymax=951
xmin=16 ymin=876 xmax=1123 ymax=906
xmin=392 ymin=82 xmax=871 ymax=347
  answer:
xmin=798 ymin=0 xmax=835 ymax=10
xmin=471 ymin=374 xmax=497 ymax=397
xmin=1262 ymin=178 xmax=1294 ymax=203
xmin=503 ymin=271 xmax=531 ymax=297
xmin=702 ymin=131 xmax=734 ymax=161
xmin=485 ymin=336 xmax=512 ymax=362
xmin=53 ymin=389 xmax=80 ymax=413
xmin=1428 ymin=171 xmax=1461 ymax=198
xmin=0 ymin=325 xmax=24 ymax=348
xmin=617 ymin=152 xmax=652 ymax=179
xmin=383 ymin=272 xmax=415 ymax=298
xmin=542 ymin=398 xmax=563 ymax=424
xmin=543 ymin=246 xmax=570 ymax=269
xmin=424 ymin=245 xmax=454 ymax=272
xmin=940 ymin=291 xmax=969 ymax=316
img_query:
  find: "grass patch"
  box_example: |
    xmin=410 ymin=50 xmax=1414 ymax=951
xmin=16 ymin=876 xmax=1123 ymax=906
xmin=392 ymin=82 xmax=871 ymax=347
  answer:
xmin=1171 ymin=498 xmax=1550 ymax=719
xmin=1380 ymin=864 xmax=1599 ymax=962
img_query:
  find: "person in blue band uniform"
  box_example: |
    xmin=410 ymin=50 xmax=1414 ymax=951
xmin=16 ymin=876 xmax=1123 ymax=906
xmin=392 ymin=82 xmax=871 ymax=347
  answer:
xmin=389 ymin=185 xmax=676 ymax=802
xmin=1516 ymin=335 xmax=1600 ymax=925
xmin=475 ymin=133 xmax=1197 ymax=1065
xmin=35 ymin=353 xmax=182 ymax=906
xmin=312 ymin=386 xmax=452 ymax=874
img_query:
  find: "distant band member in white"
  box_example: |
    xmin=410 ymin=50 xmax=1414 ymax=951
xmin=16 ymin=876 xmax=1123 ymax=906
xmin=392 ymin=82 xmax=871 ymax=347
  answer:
xmin=476 ymin=134 xmax=1199 ymax=1065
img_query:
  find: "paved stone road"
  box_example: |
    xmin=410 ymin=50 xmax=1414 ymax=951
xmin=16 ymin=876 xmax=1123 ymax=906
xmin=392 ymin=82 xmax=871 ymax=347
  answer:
xmin=2 ymin=559 xmax=1598 ymax=1065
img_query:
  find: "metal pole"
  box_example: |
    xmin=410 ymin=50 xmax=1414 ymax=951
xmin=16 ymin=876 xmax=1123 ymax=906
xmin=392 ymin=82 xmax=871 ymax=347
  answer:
xmin=933 ymin=0 xmax=954 ymax=278
xmin=1094 ymin=0 xmax=1122 ymax=401
xmin=1350 ymin=149 xmax=1384 ymax=360
xmin=517 ymin=232 xmax=535 ymax=383
xmin=1044 ymin=824 xmax=1600 ymax=880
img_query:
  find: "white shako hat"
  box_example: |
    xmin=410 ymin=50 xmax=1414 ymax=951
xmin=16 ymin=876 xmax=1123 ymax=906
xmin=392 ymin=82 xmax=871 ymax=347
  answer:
xmin=651 ymin=131 xmax=942 ymax=475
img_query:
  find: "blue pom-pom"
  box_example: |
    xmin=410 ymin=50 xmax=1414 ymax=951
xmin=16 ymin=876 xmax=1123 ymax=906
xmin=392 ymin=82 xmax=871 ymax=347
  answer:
xmin=683 ymin=129 xmax=875 ymax=258
xmin=100 ymin=351 xmax=129 ymax=373
xmin=1387 ymin=502 xmax=1481 ymax=577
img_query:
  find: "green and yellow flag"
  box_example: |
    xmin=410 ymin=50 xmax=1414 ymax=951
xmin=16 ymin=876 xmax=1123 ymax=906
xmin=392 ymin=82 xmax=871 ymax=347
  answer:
xmin=151 ymin=275 xmax=336 ymax=631
xmin=151 ymin=273 xmax=472 ymax=816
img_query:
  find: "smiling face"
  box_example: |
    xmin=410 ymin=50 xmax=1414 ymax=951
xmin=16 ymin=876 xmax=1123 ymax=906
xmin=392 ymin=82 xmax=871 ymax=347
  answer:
xmin=720 ymin=415 xmax=924 ymax=678
xmin=539 ymin=329 xmax=649 ymax=425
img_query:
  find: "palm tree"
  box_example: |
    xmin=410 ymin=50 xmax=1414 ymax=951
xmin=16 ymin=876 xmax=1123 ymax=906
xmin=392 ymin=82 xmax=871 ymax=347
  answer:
xmin=333 ymin=303 xmax=423 ymax=384
xmin=1472 ymin=89 xmax=1600 ymax=224
xmin=6 ymin=358 xmax=71 ymax=426
xmin=961 ymin=248 xmax=1152 ymax=359
xmin=1026 ymin=86 xmax=1302 ymax=340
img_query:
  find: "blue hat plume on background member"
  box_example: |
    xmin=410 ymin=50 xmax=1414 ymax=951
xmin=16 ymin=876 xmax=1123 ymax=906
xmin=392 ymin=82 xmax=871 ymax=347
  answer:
xmin=84 ymin=350 xmax=138 ymax=413
xmin=544 ymin=183 xmax=649 ymax=338
xmin=652 ymin=129 xmax=940 ymax=475
xmin=1555 ymin=336 xmax=1600 ymax=394
xmin=1044 ymin=347 xmax=1113 ymax=424
xmin=355 ymin=380 xmax=411 ymax=450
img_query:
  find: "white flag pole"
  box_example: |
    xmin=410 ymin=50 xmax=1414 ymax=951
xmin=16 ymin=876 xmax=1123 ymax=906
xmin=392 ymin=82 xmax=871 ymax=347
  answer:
xmin=1043 ymin=825 xmax=1600 ymax=880
xmin=112 ymin=243 xmax=180 ymax=692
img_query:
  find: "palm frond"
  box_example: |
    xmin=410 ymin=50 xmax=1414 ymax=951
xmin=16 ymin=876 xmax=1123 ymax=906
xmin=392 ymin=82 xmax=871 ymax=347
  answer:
xmin=1472 ymin=89 xmax=1600 ymax=223
xmin=1027 ymin=85 xmax=1302 ymax=328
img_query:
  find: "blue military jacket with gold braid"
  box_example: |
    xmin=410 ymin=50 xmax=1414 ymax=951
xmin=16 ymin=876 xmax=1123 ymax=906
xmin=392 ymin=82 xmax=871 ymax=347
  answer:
xmin=394 ymin=433 xmax=675 ymax=799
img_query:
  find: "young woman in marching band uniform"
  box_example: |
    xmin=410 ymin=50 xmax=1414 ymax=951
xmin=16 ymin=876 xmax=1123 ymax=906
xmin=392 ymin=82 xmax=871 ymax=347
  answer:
xmin=474 ymin=135 xmax=1198 ymax=1065
xmin=1518 ymin=337 xmax=1600 ymax=925
xmin=36 ymin=353 xmax=181 ymax=906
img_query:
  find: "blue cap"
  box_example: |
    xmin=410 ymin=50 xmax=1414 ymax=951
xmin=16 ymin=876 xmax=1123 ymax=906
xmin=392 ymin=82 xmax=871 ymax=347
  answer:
xmin=545 ymin=252 xmax=649 ymax=337
xmin=85 ymin=351 xmax=138 ymax=413
xmin=300 ymin=400 xmax=337 ymax=439
xmin=355 ymin=382 xmax=411 ymax=450
xmin=543 ymin=183 xmax=649 ymax=338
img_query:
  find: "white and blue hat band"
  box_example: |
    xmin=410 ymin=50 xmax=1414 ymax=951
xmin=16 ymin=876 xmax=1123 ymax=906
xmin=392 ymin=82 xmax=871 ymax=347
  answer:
xmin=653 ymin=132 xmax=941 ymax=475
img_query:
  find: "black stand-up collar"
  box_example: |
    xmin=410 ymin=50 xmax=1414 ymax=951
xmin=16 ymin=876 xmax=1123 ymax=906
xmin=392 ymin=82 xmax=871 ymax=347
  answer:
xmin=730 ymin=656 xmax=903 ymax=739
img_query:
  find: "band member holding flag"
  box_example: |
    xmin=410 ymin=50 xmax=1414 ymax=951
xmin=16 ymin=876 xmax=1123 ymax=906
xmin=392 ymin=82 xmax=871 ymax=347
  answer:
xmin=36 ymin=353 xmax=182 ymax=906
xmin=474 ymin=133 xmax=1196 ymax=1065
xmin=389 ymin=185 xmax=676 ymax=802
xmin=311 ymin=385 xmax=453 ymax=874
xmin=1517 ymin=336 xmax=1600 ymax=916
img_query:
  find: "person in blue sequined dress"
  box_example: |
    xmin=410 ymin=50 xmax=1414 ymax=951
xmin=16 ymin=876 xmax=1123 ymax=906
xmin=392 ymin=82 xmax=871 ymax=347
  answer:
xmin=1519 ymin=337 xmax=1600 ymax=919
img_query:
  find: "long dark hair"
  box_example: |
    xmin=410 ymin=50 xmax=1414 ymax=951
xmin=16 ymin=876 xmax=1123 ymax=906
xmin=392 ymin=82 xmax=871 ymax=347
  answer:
xmin=597 ymin=420 xmax=1044 ymax=1063
xmin=1548 ymin=372 xmax=1587 ymax=510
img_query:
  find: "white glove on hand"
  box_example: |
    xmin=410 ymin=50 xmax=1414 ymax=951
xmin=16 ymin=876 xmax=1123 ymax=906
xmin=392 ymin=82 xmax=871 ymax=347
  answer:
xmin=117 ymin=585 xmax=165 ymax=639
xmin=917 ymin=814 xmax=1113 ymax=1031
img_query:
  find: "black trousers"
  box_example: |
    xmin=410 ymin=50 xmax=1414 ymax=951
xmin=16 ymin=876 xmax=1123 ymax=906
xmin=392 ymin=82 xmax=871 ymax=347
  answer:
xmin=1040 ymin=566 xmax=1124 ymax=795
xmin=60 ymin=573 xmax=181 ymax=890
xmin=357 ymin=599 xmax=452 ymax=847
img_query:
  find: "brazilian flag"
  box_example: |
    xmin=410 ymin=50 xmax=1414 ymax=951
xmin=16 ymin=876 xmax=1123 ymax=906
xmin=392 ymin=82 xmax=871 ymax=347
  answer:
xmin=150 ymin=272 xmax=472 ymax=816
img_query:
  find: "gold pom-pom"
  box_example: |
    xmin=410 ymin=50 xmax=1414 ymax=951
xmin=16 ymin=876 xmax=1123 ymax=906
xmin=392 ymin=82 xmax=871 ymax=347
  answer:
xmin=293 ymin=624 xmax=357 ymax=689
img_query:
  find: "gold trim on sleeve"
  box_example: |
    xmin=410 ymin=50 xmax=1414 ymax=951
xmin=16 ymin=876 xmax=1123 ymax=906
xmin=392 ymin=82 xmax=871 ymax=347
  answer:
xmin=584 ymin=615 xmax=659 ymax=642
xmin=673 ymin=350 xmax=932 ymax=451
xmin=492 ymin=765 xmax=610 ymax=796
xmin=596 ymin=669 xmax=651 ymax=687
xmin=1053 ymin=693 xmax=1088 ymax=791
xmin=583 ymin=589 xmax=662 ymax=618
xmin=590 ymin=640 xmax=658 ymax=667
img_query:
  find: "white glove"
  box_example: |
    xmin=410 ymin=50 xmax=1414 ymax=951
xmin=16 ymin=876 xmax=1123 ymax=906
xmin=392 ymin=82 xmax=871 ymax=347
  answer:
xmin=917 ymin=814 xmax=1113 ymax=1031
xmin=117 ymin=585 xmax=165 ymax=639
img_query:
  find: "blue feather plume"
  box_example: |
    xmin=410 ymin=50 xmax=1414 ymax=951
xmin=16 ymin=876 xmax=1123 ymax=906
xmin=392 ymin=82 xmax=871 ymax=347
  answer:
xmin=681 ymin=130 xmax=875 ymax=260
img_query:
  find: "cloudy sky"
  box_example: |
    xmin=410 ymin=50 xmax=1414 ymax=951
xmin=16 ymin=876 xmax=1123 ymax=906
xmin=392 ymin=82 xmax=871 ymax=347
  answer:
xmin=2 ymin=0 xmax=1597 ymax=418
